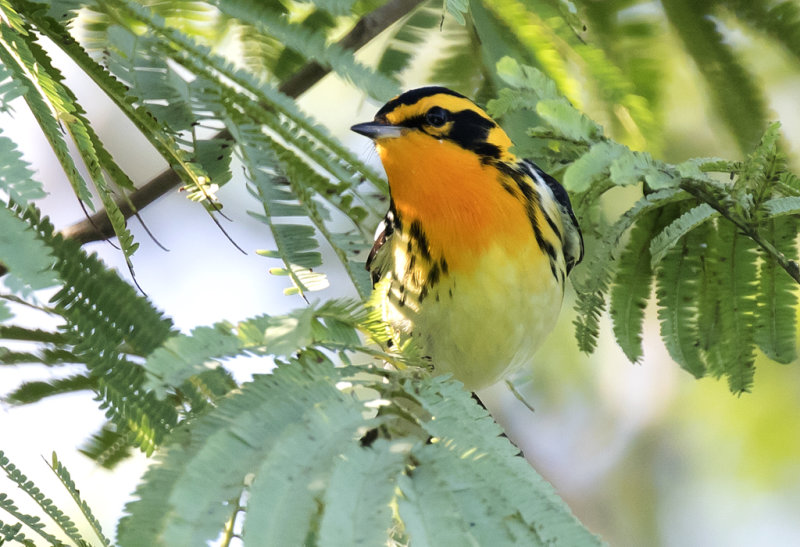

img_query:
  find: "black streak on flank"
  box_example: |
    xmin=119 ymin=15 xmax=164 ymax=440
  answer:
xmin=500 ymin=178 xmax=518 ymax=198
xmin=542 ymin=209 xmax=562 ymax=242
xmin=512 ymin=170 xmax=562 ymax=270
xmin=541 ymin=237 xmax=558 ymax=266
xmin=428 ymin=262 xmax=441 ymax=286
xmin=409 ymin=220 xmax=432 ymax=261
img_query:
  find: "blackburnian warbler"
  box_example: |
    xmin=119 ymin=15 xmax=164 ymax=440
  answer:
xmin=352 ymin=87 xmax=583 ymax=390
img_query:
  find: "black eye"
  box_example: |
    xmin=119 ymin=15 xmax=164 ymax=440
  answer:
xmin=425 ymin=107 xmax=449 ymax=127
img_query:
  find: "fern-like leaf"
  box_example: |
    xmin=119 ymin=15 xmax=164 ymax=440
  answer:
xmin=727 ymin=0 xmax=800 ymax=67
xmin=378 ymin=3 xmax=440 ymax=77
xmin=18 ymin=26 xmax=140 ymax=261
xmin=0 ymin=130 xmax=44 ymax=205
xmin=763 ymin=196 xmax=800 ymax=217
xmin=118 ymin=357 xmax=367 ymax=545
xmin=754 ymin=217 xmax=798 ymax=363
xmin=562 ymin=141 xmax=627 ymax=192
xmin=0 ymin=205 xmax=59 ymax=298
xmin=47 ymin=453 xmax=111 ymax=547
xmin=0 ymin=24 xmax=94 ymax=208
xmin=703 ymin=221 xmax=759 ymax=392
xmin=610 ymin=209 xmax=662 ymax=363
xmin=77 ymin=423 xmax=134 ymax=470
xmin=649 ymin=203 xmax=718 ymax=268
xmin=399 ymin=377 xmax=602 ymax=546
xmin=4 ymin=374 xmax=93 ymax=405
xmin=570 ymin=238 xmax=611 ymax=354
xmin=0 ymin=451 xmax=83 ymax=546
xmin=0 ymin=518 xmax=34 ymax=546
xmin=0 ymin=46 xmax=27 ymax=113
xmin=317 ymin=439 xmax=406 ymax=547
xmin=206 ymin=0 xmax=399 ymax=100
xmin=143 ymin=299 xmax=379 ymax=397
xmin=17 ymin=205 xmax=177 ymax=452
xmin=655 ymin=217 xmax=710 ymax=378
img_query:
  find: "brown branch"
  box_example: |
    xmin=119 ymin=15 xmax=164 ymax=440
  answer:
xmin=59 ymin=0 xmax=423 ymax=245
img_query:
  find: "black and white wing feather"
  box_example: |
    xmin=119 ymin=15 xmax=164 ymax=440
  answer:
xmin=521 ymin=160 xmax=584 ymax=274
xmin=366 ymin=208 xmax=396 ymax=285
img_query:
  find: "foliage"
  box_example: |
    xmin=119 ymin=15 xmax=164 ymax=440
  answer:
xmin=0 ymin=450 xmax=110 ymax=546
xmin=1 ymin=0 xmax=799 ymax=544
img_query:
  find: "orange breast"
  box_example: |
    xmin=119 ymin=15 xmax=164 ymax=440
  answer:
xmin=377 ymin=133 xmax=532 ymax=272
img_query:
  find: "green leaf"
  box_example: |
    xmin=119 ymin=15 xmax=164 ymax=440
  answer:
xmin=0 ymin=206 xmax=59 ymax=296
xmin=445 ymin=0 xmax=469 ymax=25
xmin=4 ymin=374 xmax=93 ymax=405
xmin=303 ymin=0 xmax=355 ymax=16
xmin=493 ymin=57 xmax=562 ymax=103
xmin=535 ymin=99 xmax=603 ymax=143
xmin=118 ymin=358 xmax=368 ymax=546
xmin=317 ymin=439 xmax=407 ymax=547
xmin=401 ymin=377 xmax=603 ymax=546
xmin=19 ymin=205 xmax=176 ymax=453
xmin=143 ymin=300 xmax=379 ymax=397
xmin=0 ymin=450 xmax=86 ymax=546
xmin=609 ymin=149 xmax=677 ymax=189
xmin=486 ymin=6 xmax=581 ymax=107
xmin=48 ymin=452 xmax=112 ymax=547
xmin=754 ymin=217 xmax=798 ymax=363
xmin=655 ymin=217 xmax=710 ymax=378
xmin=143 ymin=324 xmax=242 ymax=398
xmin=726 ymin=1 xmax=800 ymax=75
xmin=240 ymin=382 xmax=367 ymax=545
xmin=378 ymin=5 xmax=440 ymax=77
xmin=0 ymin=517 xmax=33 ymax=545
xmin=702 ymin=221 xmax=759 ymax=392
xmin=209 ymin=0 xmax=399 ymax=100
xmin=763 ymin=196 xmax=800 ymax=217
xmin=0 ymin=301 xmax=11 ymax=322
xmin=563 ymin=141 xmax=627 ymax=192
xmin=649 ymin=203 xmax=718 ymax=268
xmin=78 ymin=423 xmax=134 ymax=469
xmin=428 ymin=16 xmax=486 ymax=95
xmin=0 ymin=25 xmax=95 ymax=208
xmin=610 ymin=209 xmax=661 ymax=363
xmin=0 ymin=130 xmax=45 ymax=205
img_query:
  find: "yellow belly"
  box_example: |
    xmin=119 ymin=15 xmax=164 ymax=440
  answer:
xmin=382 ymin=241 xmax=563 ymax=391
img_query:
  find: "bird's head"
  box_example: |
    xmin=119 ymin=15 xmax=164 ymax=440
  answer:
xmin=351 ymin=86 xmax=514 ymax=163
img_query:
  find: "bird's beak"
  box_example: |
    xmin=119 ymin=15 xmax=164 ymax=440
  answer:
xmin=350 ymin=121 xmax=404 ymax=140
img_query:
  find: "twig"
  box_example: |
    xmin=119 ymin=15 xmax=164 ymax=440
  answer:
xmin=680 ymin=179 xmax=800 ymax=284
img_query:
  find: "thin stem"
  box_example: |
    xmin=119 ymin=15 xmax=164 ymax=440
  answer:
xmin=219 ymin=491 xmax=244 ymax=547
xmin=680 ymin=179 xmax=800 ymax=284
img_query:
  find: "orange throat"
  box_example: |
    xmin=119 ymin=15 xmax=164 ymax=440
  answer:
xmin=377 ymin=133 xmax=530 ymax=271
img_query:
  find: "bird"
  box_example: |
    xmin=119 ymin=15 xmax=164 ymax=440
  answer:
xmin=351 ymin=86 xmax=583 ymax=391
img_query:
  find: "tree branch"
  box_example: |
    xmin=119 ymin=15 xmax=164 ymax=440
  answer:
xmin=58 ymin=0 xmax=423 ymax=245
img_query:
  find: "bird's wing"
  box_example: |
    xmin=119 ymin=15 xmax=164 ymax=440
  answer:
xmin=366 ymin=209 xmax=396 ymax=286
xmin=521 ymin=159 xmax=584 ymax=274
